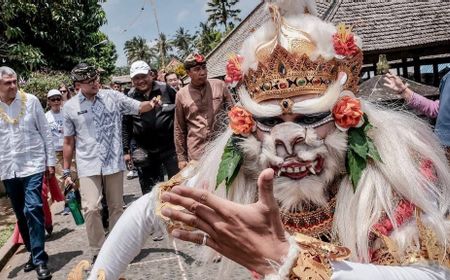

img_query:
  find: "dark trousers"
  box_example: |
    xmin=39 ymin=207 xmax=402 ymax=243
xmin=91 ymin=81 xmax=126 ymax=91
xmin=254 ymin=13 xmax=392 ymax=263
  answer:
xmin=3 ymin=172 xmax=48 ymax=265
xmin=137 ymin=149 xmax=179 ymax=194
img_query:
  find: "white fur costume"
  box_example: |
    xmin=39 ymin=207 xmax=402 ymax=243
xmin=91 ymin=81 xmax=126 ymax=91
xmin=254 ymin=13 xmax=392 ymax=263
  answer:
xmin=89 ymin=1 xmax=449 ymax=279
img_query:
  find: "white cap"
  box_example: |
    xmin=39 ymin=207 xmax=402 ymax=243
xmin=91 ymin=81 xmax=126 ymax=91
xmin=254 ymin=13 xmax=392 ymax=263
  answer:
xmin=130 ymin=60 xmax=150 ymax=78
xmin=47 ymin=89 xmax=62 ymax=98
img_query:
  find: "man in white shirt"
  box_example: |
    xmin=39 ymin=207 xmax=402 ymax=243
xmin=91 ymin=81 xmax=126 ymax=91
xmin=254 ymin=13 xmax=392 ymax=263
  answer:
xmin=45 ymin=89 xmax=64 ymax=152
xmin=45 ymin=89 xmax=80 ymax=215
xmin=0 ymin=66 xmax=53 ymax=279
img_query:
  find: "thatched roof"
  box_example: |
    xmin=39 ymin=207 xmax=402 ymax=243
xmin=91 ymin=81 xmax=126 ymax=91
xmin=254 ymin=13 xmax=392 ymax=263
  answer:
xmin=207 ymin=0 xmax=450 ymax=78
xmin=359 ymin=75 xmax=439 ymax=103
xmin=326 ymin=1 xmax=450 ymax=53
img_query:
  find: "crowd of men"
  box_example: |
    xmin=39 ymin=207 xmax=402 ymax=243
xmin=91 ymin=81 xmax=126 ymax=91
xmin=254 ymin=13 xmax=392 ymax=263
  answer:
xmin=0 ymin=53 xmax=233 ymax=279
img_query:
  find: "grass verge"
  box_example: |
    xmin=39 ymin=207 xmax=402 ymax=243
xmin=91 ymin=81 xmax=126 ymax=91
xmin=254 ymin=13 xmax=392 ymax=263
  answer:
xmin=0 ymin=224 xmax=14 ymax=248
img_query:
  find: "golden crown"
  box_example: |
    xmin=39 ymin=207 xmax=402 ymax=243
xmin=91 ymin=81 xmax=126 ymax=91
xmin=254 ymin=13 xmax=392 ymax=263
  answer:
xmin=242 ymin=4 xmax=363 ymax=103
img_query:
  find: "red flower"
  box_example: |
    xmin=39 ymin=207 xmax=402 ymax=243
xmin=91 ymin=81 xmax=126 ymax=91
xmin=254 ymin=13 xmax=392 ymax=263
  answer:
xmin=225 ymin=54 xmax=244 ymax=86
xmin=228 ymin=106 xmax=255 ymax=136
xmin=333 ymin=23 xmax=359 ymax=57
xmin=194 ymin=54 xmax=205 ymax=63
xmin=332 ymin=96 xmax=363 ymax=130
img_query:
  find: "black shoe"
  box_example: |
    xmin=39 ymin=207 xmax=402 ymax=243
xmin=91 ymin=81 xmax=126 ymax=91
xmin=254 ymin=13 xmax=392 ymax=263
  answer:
xmin=36 ymin=264 xmax=52 ymax=280
xmin=23 ymin=256 xmax=35 ymax=272
xmin=45 ymin=225 xmax=53 ymax=239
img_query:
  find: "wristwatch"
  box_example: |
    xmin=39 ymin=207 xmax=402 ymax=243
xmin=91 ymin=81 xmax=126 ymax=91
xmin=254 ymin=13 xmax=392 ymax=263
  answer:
xmin=62 ymin=169 xmax=71 ymax=179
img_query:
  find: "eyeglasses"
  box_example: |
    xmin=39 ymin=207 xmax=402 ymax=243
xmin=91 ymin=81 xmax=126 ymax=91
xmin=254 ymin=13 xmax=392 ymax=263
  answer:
xmin=80 ymin=76 xmax=100 ymax=85
xmin=49 ymin=97 xmax=61 ymax=102
xmin=60 ymin=90 xmax=67 ymax=93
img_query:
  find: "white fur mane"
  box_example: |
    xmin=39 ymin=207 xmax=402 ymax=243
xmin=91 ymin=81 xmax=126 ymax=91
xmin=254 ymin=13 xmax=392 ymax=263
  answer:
xmin=334 ymin=102 xmax=450 ymax=262
xmin=187 ymin=100 xmax=450 ymax=270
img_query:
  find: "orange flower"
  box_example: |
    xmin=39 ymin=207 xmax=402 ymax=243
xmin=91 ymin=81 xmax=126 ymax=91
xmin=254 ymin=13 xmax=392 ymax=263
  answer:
xmin=332 ymin=96 xmax=363 ymax=130
xmin=228 ymin=106 xmax=255 ymax=136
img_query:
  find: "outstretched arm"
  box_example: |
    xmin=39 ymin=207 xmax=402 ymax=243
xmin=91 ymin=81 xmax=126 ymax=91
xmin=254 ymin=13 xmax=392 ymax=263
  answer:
xmin=89 ymin=190 xmax=162 ymax=280
xmin=383 ymin=73 xmax=439 ymax=118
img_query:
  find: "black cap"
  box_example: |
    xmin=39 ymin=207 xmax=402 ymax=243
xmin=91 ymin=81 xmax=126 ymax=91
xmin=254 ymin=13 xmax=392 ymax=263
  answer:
xmin=70 ymin=63 xmax=98 ymax=82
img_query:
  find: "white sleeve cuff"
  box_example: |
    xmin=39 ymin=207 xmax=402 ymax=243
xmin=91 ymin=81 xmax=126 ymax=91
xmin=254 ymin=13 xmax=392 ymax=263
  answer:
xmin=264 ymin=234 xmax=300 ymax=280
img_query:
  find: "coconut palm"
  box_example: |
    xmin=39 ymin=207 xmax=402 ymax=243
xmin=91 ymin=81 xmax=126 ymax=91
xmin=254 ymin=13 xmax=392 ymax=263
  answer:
xmin=123 ymin=36 xmax=155 ymax=65
xmin=206 ymin=0 xmax=241 ymax=31
xmin=194 ymin=22 xmax=223 ymax=55
xmin=172 ymin=27 xmax=194 ymax=60
xmin=154 ymin=32 xmax=173 ymax=68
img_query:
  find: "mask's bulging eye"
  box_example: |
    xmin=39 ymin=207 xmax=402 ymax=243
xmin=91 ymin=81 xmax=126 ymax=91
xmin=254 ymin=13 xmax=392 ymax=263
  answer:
xmin=254 ymin=117 xmax=284 ymax=132
xmin=255 ymin=117 xmax=284 ymax=127
xmin=295 ymin=112 xmax=333 ymax=128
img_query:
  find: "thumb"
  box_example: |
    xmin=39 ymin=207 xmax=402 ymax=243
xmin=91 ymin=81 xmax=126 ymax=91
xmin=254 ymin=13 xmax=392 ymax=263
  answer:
xmin=257 ymin=168 xmax=277 ymax=209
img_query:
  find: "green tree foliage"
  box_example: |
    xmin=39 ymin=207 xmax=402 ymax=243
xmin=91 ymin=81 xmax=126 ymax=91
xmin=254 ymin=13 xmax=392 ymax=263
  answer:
xmin=154 ymin=33 xmax=173 ymax=68
xmin=0 ymin=0 xmax=117 ymax=76
xmin=113 ymin=66 xmax=131 ymax=76
xmin=124 ymin=36 xmax=156 ymax=66
xmin=21 ymin=71 xmax=71 ymax=107
xmin=195 ymin=22 xmax=223 ymax=55
xmin=206 ymin=0 xmax=241 ymax=31
xmin=172 ymin=27 xmax=195 ymax=60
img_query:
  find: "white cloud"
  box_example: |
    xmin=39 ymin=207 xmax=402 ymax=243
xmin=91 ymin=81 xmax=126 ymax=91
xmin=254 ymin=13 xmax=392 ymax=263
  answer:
xmin=176 ymin=9 xmax=190 ymax=22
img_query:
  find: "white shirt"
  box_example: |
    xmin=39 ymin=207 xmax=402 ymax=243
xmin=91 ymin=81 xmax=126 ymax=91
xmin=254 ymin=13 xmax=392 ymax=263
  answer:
xmin=63 ymin=89 xmax=140 ymax=177
xmin=0 ymin=92 xmax=55 ymax=180
xmin=45 ymin=110 xmax=64 ymax=151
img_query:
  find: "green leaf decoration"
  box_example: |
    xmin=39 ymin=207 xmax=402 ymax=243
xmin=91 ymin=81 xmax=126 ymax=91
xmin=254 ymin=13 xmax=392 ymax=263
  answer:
xmin=216 ymin=136 xmax=243 ymax=194
xmin=346 ymin=114 xmax=382 ymax=192
xmin=346 ymin=149 xmax=367 ymax=192
xmin=367 ymin=138 xmax=382 ymax=162
xmin=348 ymin=128 xmax=368 ymax=159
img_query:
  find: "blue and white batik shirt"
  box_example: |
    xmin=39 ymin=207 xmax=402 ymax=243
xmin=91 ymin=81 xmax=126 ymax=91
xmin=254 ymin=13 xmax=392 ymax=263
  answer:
xmin=63 ymin=90 xmax=140 ymax=177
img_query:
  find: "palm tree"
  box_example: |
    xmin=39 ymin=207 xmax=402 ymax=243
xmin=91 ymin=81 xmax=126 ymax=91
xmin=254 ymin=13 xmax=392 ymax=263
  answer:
xmin=194 ymin=22 xmax=223 ymax=55
xmin=206 ymin=0 xmax=241 ymax=31
xmin=123 ymin=36 xmax=155 ymax=65
xmin=172 ymin=27 xmax=194 ymax=60
xmin=154 ymin=32 xmax=173 ymax=68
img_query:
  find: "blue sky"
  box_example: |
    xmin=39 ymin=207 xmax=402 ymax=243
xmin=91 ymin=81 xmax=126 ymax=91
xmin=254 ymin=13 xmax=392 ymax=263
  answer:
xmin=100 ymin=0 xmax=261 ymax=66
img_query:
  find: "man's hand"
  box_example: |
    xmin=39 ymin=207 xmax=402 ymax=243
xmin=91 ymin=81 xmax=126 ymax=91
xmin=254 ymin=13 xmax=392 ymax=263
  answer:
xmin=160 ymin=168 xmax=290 ymax=276
xmin=64 ymin=176 xmax=78 ymax=190
xmin=139 ymin=97 xmax=162 ymax=113
xmin=46 ymin=166 xmax=55 ymax=178
xmin=178 ymin=161 xmax=188 ymax=170
xmin=124 ymin=154 xmax=132 ymax=163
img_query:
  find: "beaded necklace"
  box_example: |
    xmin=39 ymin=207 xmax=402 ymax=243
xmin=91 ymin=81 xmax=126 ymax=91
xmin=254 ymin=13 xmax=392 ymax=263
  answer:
xmin=0 ymin=89 xmax=27 ymax=125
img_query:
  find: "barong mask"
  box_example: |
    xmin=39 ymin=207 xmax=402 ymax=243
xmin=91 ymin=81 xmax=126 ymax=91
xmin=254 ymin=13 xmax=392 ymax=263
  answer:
xmin=219 ymin=0 xmax=377 ymax=209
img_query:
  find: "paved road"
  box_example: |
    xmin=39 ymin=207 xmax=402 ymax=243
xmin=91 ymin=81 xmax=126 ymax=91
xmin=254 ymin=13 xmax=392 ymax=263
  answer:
xmin=0 ymin=176 xmax=251 ymax=280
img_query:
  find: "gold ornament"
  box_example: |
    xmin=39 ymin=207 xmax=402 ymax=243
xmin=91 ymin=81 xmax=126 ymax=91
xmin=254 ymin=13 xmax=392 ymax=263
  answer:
xmin=155 ymin=163 xmax=197 ymax=233
xmin=67 ymin=260 xmax=126 ymax=280
xmin=371 ymin=209 xmax=450 ymax=269
xmin=280 ymin=196 xmax=336 ymax=240
xmin=0 ymin=89 xmax=27 ymax=125
xmin=289 ymin=233 xmax=351 ymax=280
xmin=243 ymin=3 xmax=363 ymax=104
